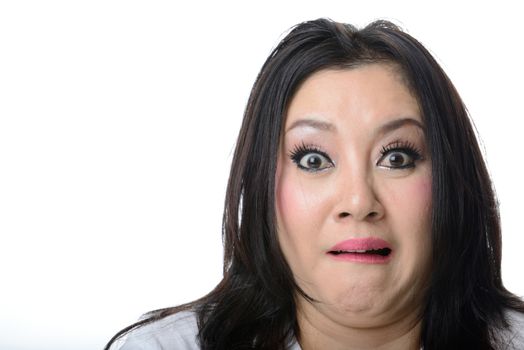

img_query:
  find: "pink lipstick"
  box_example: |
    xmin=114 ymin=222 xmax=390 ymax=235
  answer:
xmin=327 ymin=237 xmax=392 ymax=264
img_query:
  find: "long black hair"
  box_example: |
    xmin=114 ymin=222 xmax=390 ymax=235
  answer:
xmin=106 ymin=18 xmax=524 ymax=350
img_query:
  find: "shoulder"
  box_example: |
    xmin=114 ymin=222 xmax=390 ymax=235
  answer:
xmin=499 ymin=308 xmax=524 ymax=349
xmin=110 ymin=310 xmax=200 ymax=350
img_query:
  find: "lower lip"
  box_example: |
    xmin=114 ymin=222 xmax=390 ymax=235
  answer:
xmin=328 ymin=252 xmax=392 ymax=264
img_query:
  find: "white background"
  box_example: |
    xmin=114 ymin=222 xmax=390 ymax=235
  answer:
xmin=1 ymin=1 xmax=523 ymax=349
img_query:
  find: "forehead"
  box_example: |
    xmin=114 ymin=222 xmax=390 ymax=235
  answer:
xmin=285 ymin=64 xmax=422 ymax=130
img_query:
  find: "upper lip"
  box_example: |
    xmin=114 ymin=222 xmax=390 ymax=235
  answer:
xmin=328 ymin=237 xmax=392 ymax=252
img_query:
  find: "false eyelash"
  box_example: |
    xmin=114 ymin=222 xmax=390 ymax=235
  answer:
xmin=380 ymin=140 xmax=423 ymax=160
xmin=288 ymin=141 xmax=331 ymax=165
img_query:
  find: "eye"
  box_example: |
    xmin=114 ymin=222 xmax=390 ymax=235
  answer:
xmin=377 ymin=141 xmax=423 ymax=169
xmin=289 ymin=143 xmax=334 ymax=172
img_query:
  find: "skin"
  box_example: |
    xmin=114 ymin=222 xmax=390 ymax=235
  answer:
xmin=275 ymin=64 xmax=432 ymax=349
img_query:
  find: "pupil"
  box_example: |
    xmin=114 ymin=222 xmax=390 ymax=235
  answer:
xmin=389 ymin=153 xmax=404 ymax=165
xmin=307 ymin=155 xmax=321 ymax=168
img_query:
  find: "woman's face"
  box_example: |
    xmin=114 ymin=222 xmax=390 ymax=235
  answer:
xmin=275 ymin=64 xmax=432 ymax=329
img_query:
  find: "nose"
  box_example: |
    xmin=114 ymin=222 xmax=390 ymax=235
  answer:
xmin=334 ymin=168 xmax=384 ymax=222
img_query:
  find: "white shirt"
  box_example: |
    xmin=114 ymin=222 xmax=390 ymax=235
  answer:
xmin=111 ymin=311 xmax=300 ymax=350
xmin=112 ymin=309 xmax=524 ymax=349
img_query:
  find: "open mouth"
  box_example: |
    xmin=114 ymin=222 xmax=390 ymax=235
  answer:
xmin=329 ymin=248 xmax=392 ymax=257
xmin=327 ymin=237 xmax=393 ymax=263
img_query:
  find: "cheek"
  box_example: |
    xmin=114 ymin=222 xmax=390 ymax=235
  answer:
xmin=277 ymin=179 xmax=310 ymax=225
xmin=385 ymin=174 xmax=432 ymax=262
xmin=403 ymin=177 xmax=431 ymax=219
xmin=275 ymin=167 xmax=330 ymax=235
xmin=275 ymin=162 xmax=305 ymax=268
xmin=276 ymin=169 xmax=309 ymax=240
xmin=384 ymin=170 xmax=431 ymax=222
xmin=275 ymin=161 xmax=332 ymax=264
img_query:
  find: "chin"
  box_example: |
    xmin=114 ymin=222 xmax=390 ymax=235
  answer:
xmin=337 ymin=291 xmax=387 ymax=315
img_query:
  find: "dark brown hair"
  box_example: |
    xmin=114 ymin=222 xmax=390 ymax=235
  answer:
xmin=106 ymin=18 xmax=524 ymax=350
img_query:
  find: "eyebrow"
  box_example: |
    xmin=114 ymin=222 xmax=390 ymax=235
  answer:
xmin=376 ymin=117 xmax=425 ymax=136
xmin=285 ymin=118 xmax=336 ymax=133
xmin=285 ymin=117 xmax=424 ymax=135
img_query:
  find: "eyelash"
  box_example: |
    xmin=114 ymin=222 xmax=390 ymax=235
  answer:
xmin=378 ymin=140 xmax=423 ymax=169
xmin=288 ymin=140 xmax=423 ymax=172
xmin=288 ymin=142 xmax=333 ymax=172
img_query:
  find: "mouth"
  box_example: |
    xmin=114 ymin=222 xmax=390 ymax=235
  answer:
xmin=327 ymin=237 xmax=393 ymax=264
xmin=329 ymin=248 xmax=392 ymax=257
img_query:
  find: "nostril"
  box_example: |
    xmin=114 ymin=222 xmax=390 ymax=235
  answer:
xmin=338 ymin=211 xmax=380 ymax=220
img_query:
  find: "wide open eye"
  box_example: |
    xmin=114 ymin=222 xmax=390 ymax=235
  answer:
xmin=377 ymin=141 xmax=422 ymax=169
xmin=378 ymin=151 xmax=415 ymax=168
xmin=289 ymin=143 xmax=334 ymax=172
xmin=297 ymin=152 xmax=333 ymax=171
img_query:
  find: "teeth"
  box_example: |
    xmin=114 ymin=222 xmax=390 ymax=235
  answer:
xmin=332 ymin=248 xmax=391 ymax=256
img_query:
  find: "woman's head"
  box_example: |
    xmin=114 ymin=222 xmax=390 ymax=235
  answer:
xmin=223 ymin=17 xmax=509 ymax=344
xmin=275 ymin=64 xmax=432 ymax=333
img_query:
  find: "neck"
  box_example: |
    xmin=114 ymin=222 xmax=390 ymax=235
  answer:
xmin=296 ymin=301 xmax=422 ymax=350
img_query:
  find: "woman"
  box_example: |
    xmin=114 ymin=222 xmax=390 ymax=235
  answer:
xmin=106 ymin=18 xmax=524 ymax=349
